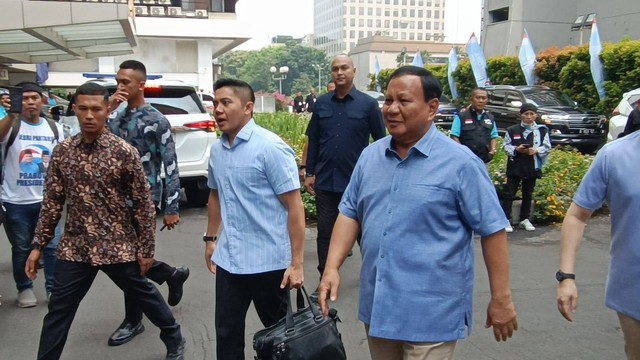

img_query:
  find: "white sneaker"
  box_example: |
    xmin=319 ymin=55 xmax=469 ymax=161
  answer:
xmin=505 ymin=225 xmax=513 ymax=233
xmin=519 ymin=219 xmax=535 ymax=231
xmin=17 ymin=289 xmax=37 ymax=308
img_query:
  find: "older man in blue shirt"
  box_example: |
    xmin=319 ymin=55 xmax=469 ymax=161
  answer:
xmin=557 ymin=131 xmax=640 ymax=359
xmin=203 ymin=79 xmax=305 ymax=360
xmin=305 ymin=54 xmax=385 ymax=279
xmin=318 ymin=66 xmax=518 ymax=359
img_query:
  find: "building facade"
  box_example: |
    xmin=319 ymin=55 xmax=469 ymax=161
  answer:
xmin=0 ymin=0 xmax=249 ymax=92
xmin=349 ymin=35 xmax=462 ymax=90
xmin=314 ymin=0 xmax=449 ymax=57
xmin=482 ymin=0 xmax=640 ymax=57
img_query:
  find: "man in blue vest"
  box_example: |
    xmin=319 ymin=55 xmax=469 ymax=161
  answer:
xmin=450 ymin=88 xmax=499 ymax=168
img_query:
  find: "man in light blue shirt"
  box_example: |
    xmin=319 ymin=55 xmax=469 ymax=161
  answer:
xmin=557 ymin=131 xmax=640 ymax=359
xmin=203 ymin=79 xmax=305 ymax=360
xmin=318 ymin=66 xmax=517 ymax=359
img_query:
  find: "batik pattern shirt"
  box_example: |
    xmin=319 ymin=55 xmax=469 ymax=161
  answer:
xmin=32 ymin=132 xmax=156 ymax=265
xmin=108 ymin=104 xmax=180 ymax=214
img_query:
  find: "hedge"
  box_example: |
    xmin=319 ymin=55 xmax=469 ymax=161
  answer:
xmin=369 ymin=39 xmax=640 ymax=115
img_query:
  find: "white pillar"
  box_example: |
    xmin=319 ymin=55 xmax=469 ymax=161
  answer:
xmin=197 ymin=39 xmax=214 ymax=93
xmin=98 ymin=57 xmax=116 ymax=74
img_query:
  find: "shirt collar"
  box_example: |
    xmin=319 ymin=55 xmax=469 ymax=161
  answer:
xmin=71 ymin=130 xmax=111 ymax=148
xmin=385 ymin=123 xmax=438 ymax=158
xmin=331 ymin=85 xmax=356 ymax=102
xmin=221 ymin=118 xmax=255 ymax=148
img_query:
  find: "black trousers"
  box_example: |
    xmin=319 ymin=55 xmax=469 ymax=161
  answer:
xmin=315 ymin=190 xmax=344 ymax=276
xmin=37 ymin=260 xmax=182 ymax=360
xmin=124 ymin=260 xmax=175 ymax=323
xmin=215 ymin=266 xmax=287 ymax=360
xmin=501 ymin=176 xmax=537 ymax=222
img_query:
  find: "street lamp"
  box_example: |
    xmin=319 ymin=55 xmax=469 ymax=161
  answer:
xmin=270 ymin=65 xmax=289 ymax=94
xmin=312 ymin=64 xmax=322 ymax=93
xmin=571 ymin=13 xmax=596 ymax=45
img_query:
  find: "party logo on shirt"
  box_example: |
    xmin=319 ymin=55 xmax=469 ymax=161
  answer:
xmin=464 ymin=119 xmax=473 ymax=124
xmin=513 ymin=134 xmax=522 ymax=140
xmin=484 ymin=119 xmax=493 ymax=125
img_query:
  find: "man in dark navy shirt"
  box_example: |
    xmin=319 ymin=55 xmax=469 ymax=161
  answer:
xmin=304 ymin=54 xmax=385 ymax=280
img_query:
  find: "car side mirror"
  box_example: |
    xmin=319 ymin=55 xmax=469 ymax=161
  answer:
xmin=509 ymin=101 xmax=523 ymax=108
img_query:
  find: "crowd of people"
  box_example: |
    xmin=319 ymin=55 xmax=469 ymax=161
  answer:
xmin=0 ymin=55 xmax=638 ymax=360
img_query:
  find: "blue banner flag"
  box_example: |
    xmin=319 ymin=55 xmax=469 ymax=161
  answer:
xmin=589 ymin=18 xmax=606 ymax=100
xmin=447 ymin=47 xmax=459 ymax=100
xmin=374 ymin=56 xmax=381 ymax=92
xmin=518 ymin=29 xmax=536 ymax=86
xmin=411 ymin=49 xmax=424 ymax=67
xmin=36 ymin=63 xmax=49 ymax=85
xmin=466 ymin=33 xmax=488 ymax=87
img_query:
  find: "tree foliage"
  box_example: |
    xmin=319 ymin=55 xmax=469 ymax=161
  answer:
xmin=219 ymin=44 xmax=329 ymax=96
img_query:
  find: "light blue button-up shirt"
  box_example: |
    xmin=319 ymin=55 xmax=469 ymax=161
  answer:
xmin=339 ymin=123 xmax=508 ymax=342
xmin=573 ymin=131 xmax=640 ymax=320
xmin=208 ymin=119 xmax=300 ymax=274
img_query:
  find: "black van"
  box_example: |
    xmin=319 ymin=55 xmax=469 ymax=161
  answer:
xmin=484 ymin=85 xmax=606 ymax=153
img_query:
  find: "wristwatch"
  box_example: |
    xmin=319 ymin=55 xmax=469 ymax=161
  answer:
xmin=556 ymin=270 xmax=575 ymax=282
xmin=298 ymin=164 xmax=306 ymax=170
xmin=203 ymin=234 xmax=217 ymax=242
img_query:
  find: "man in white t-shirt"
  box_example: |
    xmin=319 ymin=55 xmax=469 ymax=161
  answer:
xmin=0 ymin=82 xmax=64 ymax=308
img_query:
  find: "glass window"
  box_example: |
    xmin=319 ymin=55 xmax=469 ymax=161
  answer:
xmin=425 ymin=33 xmax=431 ymax=40
xmin=376 ymin=19 xmax=381 ymax=27
xmin=401 ymin=32 xmax=407 ymax=40
xmin=359 ymin=7 xmax=364 ymax=15
xmin=359 ymin=19 xmax=364 ymax=26
xmin=350 ymin=30 xmax=356 ymax=38
xmin=359 ymin=30 xmax=364 ymax=37
xmin=435 ymin=10 xmax=439 ymax=18
xmin=385 ymin=19 xmax=390 ymax=27
xmin=426 ymin=22 xmax=431 ymax=29
xmin=350 ymin=6 xmax=355 ymax=14
xmin=367 ymin=19 xmax=373 ymax=26
xmin=410 ymin=9 xmax=415 ymax=17
xmin=368 ymin=7 xmax=373 ymax=15
xmin=402 ymin=0 xmax=407 ymax=4
xmin=385 ymin=9 xmax=390 ymax=16
xmin=402 ymin=9 xmax=407 ymax=16
xmin=417 ymin=21 xmax=423 ymax=29
xmin=409 ymin=33 xmax=415 ymax=40
xmin=393 ymin=20 xmax=399 ymax=28
xmin=418 ymin=9 xmax=422 ymax=17
xmin=427 ymin=0 xmax=432 ymax=5
xmin=426 ymin=10 xmax=431 ymax=17
xmin=417 ymin=33 xmax=423 ymax=40
xmin=376 ymin=8 xmax=381 ymax=16
xmin=393 ymin=9 xmax=398 ymax=16
xmin=350 ymin=18 xmax=356 ymax=26
xmin=434 ymin=22 xmax=439 ymax=30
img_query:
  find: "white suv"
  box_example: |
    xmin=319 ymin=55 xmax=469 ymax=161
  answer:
xmin=608 ymin=87 xmax=640 ymax=142
xmin=85 ymin=78 xmax=217 ymax=207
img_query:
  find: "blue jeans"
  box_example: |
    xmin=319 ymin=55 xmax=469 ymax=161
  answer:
xmin=3 ymin=201 xmax=61 ymax=293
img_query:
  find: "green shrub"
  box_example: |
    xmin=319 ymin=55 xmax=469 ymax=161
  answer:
xmin=488 ymin=137 xmax=593 ymax=223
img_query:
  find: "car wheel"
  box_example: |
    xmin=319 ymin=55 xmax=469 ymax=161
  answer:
xmin=184 ymin=182 xmax=209 ymax=207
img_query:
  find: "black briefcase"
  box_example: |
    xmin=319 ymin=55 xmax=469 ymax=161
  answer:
xmin=253 ymin=286 xmax=347 ymax=360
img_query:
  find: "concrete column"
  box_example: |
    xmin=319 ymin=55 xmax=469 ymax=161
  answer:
xmin=98 ymin=57 xmax=116 ymax=74
xmin=196 ymin=39 xmax=213 ymax=93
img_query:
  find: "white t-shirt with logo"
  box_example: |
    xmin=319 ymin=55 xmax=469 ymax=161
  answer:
xmin=1 ymin=118 xmax=64 ymax=205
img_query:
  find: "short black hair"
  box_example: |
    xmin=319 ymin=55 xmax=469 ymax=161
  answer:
xmin=471 ymin=87 xmax=488 ymax=97
xmin=119 ymin=60 xmax=147 ymax=80
xmin=388 ymin=65 xmax=442 ymax=101
xmin=76 ymin=82 xmax=110 ymax=103
xmin=213 ymin=78 xmax=255 ymax=104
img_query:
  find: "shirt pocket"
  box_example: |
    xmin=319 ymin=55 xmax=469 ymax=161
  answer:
xmin=345 ymin=109 xmax=370 ymax=133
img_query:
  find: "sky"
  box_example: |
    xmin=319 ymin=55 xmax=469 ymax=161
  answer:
xmin=234 ymin=0 xmax=480 ymax=51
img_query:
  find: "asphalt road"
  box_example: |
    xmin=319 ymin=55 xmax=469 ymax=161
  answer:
xmin=0 ymin=207 xmax=624 ymax=359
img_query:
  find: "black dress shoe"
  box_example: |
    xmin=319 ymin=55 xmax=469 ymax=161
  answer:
xmin=167 ymin=266 xmax=190 ymax=306
xmin=166 ymin=337 xmax=186 ymax=360
xmin=108 ymin=320 xmax=145 ymax=346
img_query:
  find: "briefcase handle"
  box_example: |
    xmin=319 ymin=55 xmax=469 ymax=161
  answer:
xmin=284 ymin=285 xmax=323 ymax=335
